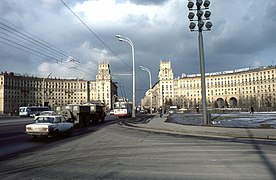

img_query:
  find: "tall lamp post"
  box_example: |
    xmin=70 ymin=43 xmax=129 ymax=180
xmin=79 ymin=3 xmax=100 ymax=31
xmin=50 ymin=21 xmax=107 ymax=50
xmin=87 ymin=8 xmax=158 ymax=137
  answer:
xmin=116 ymin=34 xmax=136 ymax=118
xmin=140 ymin=65 xmax=152 ymax=114
xmin=187 ymin=0 xmax=212 ymax=125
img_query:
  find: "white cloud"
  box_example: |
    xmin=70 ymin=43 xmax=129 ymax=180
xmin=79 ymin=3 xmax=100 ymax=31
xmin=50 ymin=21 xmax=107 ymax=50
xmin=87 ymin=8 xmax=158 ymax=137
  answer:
xmin=73 ymin=0 xmax=160 ymax=26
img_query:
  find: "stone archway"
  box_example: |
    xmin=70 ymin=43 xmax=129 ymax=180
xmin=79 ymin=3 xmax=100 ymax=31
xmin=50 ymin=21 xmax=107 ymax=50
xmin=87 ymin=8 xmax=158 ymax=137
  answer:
xmin=216 ymin=98 xmax=225 ymax=108
xmin=229 ymin=97 xmax=238 ymax=107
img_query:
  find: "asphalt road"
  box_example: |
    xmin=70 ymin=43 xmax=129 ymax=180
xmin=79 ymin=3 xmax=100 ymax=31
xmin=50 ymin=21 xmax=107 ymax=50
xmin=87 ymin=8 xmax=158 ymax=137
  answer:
xmin=1 ymin=120 xmax=276 ymax=180
xmin=0 ymin=115 xmax=119 ymax=159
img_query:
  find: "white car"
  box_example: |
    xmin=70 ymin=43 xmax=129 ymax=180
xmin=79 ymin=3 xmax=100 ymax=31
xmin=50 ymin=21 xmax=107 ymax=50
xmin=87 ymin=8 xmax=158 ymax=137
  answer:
xmin=26 ymin=115 xmax=74 ymax=138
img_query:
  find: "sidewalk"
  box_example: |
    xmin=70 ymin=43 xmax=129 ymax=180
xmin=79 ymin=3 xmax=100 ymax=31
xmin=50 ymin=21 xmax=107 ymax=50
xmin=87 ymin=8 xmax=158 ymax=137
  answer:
xmin=126 ymin=114 xmax=276 ymax=140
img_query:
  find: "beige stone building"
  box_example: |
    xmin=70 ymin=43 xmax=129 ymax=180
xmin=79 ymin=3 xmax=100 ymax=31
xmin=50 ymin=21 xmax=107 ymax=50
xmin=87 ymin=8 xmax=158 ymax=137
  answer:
xmin=0 ymin=62 xmax=117 ymax=114
xmin=90 ymin=62 xmax=117 ymax=110
xmin=141 ymin=60 xmax=276 ymax=111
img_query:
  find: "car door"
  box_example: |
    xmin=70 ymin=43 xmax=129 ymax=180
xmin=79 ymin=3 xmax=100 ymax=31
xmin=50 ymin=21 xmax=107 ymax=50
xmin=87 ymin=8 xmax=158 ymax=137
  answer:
xmin=59 ymin=116 xmax=70 ymax=132
xmin=60 ymin=117 xmax=72 ymax=131
xmin=54 ymin=117 xmax=63 ymax=132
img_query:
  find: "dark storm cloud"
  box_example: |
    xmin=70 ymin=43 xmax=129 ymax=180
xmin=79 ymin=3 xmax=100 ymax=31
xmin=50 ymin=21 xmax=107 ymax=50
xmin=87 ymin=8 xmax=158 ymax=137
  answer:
xmin=265 ymin=1 xmax=276 ymax=21
xmin=263 ymin=0 xmax=276 ymax=44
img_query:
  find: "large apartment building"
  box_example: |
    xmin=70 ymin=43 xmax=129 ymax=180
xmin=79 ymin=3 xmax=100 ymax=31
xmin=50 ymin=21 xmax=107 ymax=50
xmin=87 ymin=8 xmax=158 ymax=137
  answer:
xmin=141 ymin=60 xmax=276 ymax=111
xmin=0 ymin=62 xmax=117 ymax=114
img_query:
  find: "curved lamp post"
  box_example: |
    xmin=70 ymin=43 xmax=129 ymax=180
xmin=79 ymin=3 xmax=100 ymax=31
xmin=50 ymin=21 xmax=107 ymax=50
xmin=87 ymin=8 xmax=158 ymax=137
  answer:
xmin=116 ymin=34 xmax=136 ymax=118
xmin=140 ymin=65 xmax=152 ymax=114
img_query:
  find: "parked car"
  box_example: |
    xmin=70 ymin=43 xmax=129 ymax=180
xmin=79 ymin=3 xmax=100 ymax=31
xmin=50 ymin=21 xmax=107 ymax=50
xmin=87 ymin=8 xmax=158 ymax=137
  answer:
xmin=25 ymin=114 xmax=74 ymax=139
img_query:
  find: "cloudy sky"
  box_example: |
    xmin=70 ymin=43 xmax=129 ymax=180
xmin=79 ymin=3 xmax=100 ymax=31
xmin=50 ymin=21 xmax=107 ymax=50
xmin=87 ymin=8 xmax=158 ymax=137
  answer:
xmin=1 ymin=0 xmax=276 ymax=104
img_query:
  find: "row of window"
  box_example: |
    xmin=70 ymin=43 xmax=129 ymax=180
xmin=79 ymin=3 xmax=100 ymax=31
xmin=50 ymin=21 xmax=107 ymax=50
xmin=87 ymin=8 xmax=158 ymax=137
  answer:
xmin=4 ymin=95 xmax=86 ymax=99
xmin=4 ymin=99 xmax=85 ymax=104
xmin=1 ymin=77 xmax=88 ymax=88
xmin=179 ymin=78 xmax=275 ymax=88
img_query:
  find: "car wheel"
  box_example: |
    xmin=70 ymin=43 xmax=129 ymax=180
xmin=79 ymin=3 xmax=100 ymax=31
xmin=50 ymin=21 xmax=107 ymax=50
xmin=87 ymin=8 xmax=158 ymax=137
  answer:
xmin=67 ymin=127 xmax=73 ymax=136
xmin=51 ymin=130 xmax=59 ymax=139
xmin=31 ymin=135 xmax=38 ymax=140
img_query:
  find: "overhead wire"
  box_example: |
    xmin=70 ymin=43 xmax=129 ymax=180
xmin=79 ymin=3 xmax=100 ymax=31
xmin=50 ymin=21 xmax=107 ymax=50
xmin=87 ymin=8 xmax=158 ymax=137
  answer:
xmin=59 ymin=0 xmax=131 ymax=69
xmin=0 ymin=17 xmax=68 ymax=61
xmin=0 ymin=17 xmax=96 ymax=77
xmin=58 ymin=0 xmax=181 ymax=99
xmin=1 ymin=0 xmax=179 ymax=98
xmin=58 ymin=0 xmax=151 ymax=98
xmin=58 ymin=0 xmax=181 ymax=102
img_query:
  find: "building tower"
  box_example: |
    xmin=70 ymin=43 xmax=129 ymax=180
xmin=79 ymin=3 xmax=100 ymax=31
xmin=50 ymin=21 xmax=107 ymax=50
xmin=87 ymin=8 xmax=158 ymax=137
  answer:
xmin=95 ymin=62 xmax=117 ymax=110
xmin=158 ymin=60 xmax=174 ymax=109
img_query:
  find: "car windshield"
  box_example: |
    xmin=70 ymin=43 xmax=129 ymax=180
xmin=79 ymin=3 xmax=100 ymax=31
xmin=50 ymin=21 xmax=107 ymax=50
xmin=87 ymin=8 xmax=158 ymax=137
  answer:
xmin=35 ymin=117 xmax=55 ymax=123
xmin=39 ymin=111 xmax=54 ymax=115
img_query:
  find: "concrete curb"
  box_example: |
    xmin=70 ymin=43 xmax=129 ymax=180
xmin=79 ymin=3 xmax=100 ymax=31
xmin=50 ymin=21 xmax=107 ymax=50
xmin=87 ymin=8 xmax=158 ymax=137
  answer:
xmin=124 ymin=115 xmax=276 ymax=141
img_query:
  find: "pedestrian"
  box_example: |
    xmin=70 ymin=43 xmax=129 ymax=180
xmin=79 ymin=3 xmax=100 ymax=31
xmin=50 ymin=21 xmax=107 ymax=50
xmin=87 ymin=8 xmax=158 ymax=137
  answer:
xmin=250 ymin=106 xmax=254 ymax=114
xmin=196 ymin=107 xmax=199 ymax=113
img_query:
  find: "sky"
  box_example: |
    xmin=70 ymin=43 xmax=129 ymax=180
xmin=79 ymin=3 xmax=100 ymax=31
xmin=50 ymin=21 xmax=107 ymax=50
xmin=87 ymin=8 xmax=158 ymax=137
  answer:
xmin=1 ymin=0 xmax=276 ymax=105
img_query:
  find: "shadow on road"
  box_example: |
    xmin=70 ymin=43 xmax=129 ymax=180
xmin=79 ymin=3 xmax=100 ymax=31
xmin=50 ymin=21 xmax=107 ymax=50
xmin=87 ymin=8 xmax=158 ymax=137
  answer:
xmin=246 ymin=129 xmax=276 ymax=179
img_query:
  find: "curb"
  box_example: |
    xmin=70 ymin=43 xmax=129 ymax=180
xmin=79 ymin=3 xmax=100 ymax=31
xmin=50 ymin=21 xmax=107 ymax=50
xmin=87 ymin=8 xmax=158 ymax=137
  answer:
xmin=124 ymin=120 xmax=276 ymax=141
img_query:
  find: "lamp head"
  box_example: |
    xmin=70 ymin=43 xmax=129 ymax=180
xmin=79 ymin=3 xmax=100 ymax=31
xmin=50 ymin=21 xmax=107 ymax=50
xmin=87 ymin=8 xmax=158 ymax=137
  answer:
xmin=196 ymin=0 xmax=203 ymax=7
xmin=187 ymin=1 xmax=194 ymax=10
xmin=189 ymin=22 xmax=196 ymax=30
xmin=198 ymin=21 xmax=204 ymax=29
xmin=203 ymin=0 xmax=210 ymax=8
xmin=197 ymin=10 xmax=204 ymax=18
xmin=204 ymin=10 xmax=211 ymax=19
xmin=205 ymin=21 xmax=213 ymax=30
xmin=188 ymin=12 xmax=195 ymax=20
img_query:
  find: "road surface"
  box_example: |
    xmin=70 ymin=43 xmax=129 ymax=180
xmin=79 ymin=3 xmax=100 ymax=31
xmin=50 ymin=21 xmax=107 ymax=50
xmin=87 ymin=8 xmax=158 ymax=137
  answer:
xmin=0 ymin=115 xmax=118 ymax=159
xmin=1 ymin=119 xmax=276 ymax=179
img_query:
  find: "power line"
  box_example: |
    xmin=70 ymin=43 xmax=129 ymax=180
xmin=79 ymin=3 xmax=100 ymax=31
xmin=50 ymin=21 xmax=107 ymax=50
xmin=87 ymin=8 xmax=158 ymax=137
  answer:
xmin=0 ymin=17 xmax=96 ymax=77
xmin=0 ymin=18 xmax=68 ymax=61
xmin=59 ymin=0 xmax=131 ymax=69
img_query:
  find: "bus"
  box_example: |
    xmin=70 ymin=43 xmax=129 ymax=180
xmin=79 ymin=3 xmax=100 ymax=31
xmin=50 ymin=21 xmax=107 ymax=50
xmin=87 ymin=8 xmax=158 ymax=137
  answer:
xmin=19 ymin=106 xmax=50 ymax=117
xmin=113 ymin=101 xmax=133 ymax=117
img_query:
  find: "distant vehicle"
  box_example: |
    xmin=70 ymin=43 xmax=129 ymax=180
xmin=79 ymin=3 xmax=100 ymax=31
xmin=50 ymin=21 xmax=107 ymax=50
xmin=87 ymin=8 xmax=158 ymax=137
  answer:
xmin=113 ymin=101 xmax=133 ymax=117
xmin=169 ymin=106 xmax=177 ymax=114
xmin=140 ymin=109 xmax=145 ymax=114
xmin=109 ymin=109 xmax=114 ymax=115
xmin=25 ymin=114 xmax=73 ymax=139
xmin=169 ymin=109 xmax=176 ymax=114
xmin=19 ymin=106 xmax=50 ymax=117
xmin=55 ymin=103 xmax=105 ymax=127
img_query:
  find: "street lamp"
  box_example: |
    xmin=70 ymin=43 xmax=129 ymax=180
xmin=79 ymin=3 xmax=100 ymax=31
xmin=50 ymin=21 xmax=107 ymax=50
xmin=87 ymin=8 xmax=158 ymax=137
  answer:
xmin=42 ymin=72 xmax=52 ymax=106
xmin=187 ymin=0 xmax=212 ymax=125
xmin=140 ymin=65 xmax=152 ymax=114
xmin=116 ymin=34 xmax=136 ymax=118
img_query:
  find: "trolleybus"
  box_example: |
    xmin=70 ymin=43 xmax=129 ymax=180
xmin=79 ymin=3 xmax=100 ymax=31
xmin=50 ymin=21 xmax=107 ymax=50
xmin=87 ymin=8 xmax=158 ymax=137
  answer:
xmin=113 ymin=101 xmax=133 ymax=117
xmin=19 ymin=106 xmax=50 ymax=117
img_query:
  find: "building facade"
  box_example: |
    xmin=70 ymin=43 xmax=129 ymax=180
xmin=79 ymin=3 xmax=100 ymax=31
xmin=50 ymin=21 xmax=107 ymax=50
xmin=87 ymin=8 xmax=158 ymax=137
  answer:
xmin=90 ymin=62 xmax=117 ymax=110
xmin=0 ymin=62 xmax=117 ymax=114
xmin=141 ymin=60 xmax=276 ymax=111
